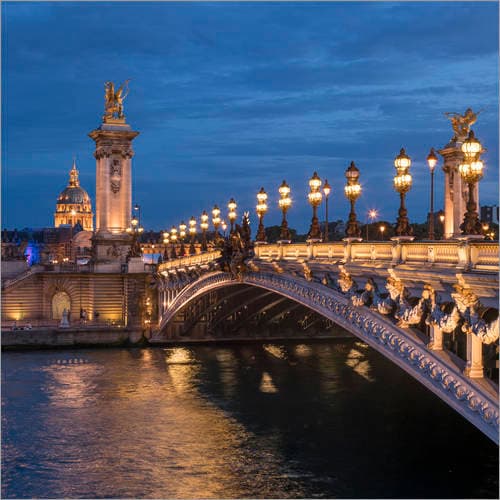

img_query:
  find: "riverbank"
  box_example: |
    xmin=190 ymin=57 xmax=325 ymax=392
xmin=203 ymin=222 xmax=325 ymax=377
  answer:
xmin=1 ymin=327 xmax=146 ymax=350
xmin=1 ymin=327 xmax=353 ymax=350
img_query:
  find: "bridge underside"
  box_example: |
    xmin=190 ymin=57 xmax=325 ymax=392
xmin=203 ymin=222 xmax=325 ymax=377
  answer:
xmin=155 ymin=271 xmax=499 ymax=443
xmin=161 ymin=284 xmax=351 ymax=341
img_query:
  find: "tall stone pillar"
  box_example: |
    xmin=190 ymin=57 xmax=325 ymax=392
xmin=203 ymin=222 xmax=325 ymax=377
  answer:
xmin=88 ymin=82 xmax=140 ymax=270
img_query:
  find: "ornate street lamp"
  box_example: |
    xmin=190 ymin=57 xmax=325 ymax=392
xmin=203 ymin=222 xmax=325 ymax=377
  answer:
xmin=221 ymin=220 xmax=227 ymax=237
xmin=200 ymin=210 xmax=209 ymax=252
xmin=427 ymin=148 xmax=438 ymax=240
xmin=256 ymin=187 xmax=268 ymax=243
xmin=162 ymin=230 xmax=170 ymax=260
xmin=212 ymin=205 xmax=221 ymax=242
xmin=344 ymin=162 xmax=362 ymax=239
xmin=126 ymin=211 xmax=144 ymax=257
xmin=459 ymin=130 xmax=484 ymax=236
xmin=170 ymin=226 xmax=178 ymax=258
xmin=278 ymin=180 xmax=292 ymax=243
xmin=323 ymin=179 xmax=331 ymax=242
xmin=228 ymin=198 xmax=237 ymax=234
xmin=393 ymin=148 xmax=413 ymax=237
xmin=179 ymin=222 xmax=187 ymax=256
xmin=307 ymin=172 xmax=322 ymax=242
xmin=189 ymin=216 xmax=197 ymax=255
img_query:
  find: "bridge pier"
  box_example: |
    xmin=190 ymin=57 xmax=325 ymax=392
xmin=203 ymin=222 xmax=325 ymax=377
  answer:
xmin=464 ymin=332 xmax=484 ymax=378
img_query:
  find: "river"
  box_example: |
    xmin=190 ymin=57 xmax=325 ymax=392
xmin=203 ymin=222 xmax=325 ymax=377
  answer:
xmin=2 ymin=340 xmax=498 ymax=498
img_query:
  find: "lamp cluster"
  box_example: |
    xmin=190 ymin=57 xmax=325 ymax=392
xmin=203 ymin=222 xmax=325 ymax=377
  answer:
xmin=148 ymin=124 xmax=489 ymax=261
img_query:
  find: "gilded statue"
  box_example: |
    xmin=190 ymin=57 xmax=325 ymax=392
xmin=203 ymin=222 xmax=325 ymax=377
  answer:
xmin=104 ymin=80 xmax=130 ymax=121
xmin=444 ymin=107 xmax=482 ymax=140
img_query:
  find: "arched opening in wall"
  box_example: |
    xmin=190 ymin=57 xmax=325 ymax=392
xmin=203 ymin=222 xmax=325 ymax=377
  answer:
xmin=52 ymin=291 xmax=71 ymax=320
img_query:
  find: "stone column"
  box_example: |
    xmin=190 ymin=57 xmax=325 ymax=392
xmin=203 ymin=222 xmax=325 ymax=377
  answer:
xmin=464 ymin=333 xmax=484 ymax=378
xmin=89 ymin=122 xmax=139 ymax=235
xmin=427 ymin=323 xmax=443 ymax=351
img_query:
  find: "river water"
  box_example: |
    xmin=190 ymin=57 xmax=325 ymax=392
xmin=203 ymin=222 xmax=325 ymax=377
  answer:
xmin=2 ymin=340 xmax=498 ymax=499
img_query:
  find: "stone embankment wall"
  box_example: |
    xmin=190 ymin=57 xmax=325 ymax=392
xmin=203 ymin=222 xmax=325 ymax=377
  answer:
xmin=2 ymin=328 xmax=145 ymax=350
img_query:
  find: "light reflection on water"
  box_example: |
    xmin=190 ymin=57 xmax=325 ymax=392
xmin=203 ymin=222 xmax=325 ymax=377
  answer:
xmin=2 ymin=341 xmax=498 ymax=499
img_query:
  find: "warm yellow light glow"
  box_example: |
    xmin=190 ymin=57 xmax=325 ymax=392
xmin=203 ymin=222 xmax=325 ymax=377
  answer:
xmin=394 ymin=148 xmax=411 ymax=171
xmin=439 ymin=214 xmax=445 ymax=223
xmin=212 ymin=205 xmax=221 ymax=218
xmin=200 ymin=210 xmax=209 ymax=230
xmin=221 ymin=221 xmax=227 ymax=231
xmin=227 ymin=198 xmax=237 ymax=211
xmin=368 ymin=209 xmax=378 ymax=220
xmin=344 ymin=184 xmax=361 ymax=199
xmin=279 ymin=180 xmax=290 ymax=196
xmin=323 ymin=179 xmax=331 ymax=197
xmin=308 ymin=190 xmax=322 ymax=205
xmin=461 ymin=130 xmax=482 ymax=159
xmin=309 ymin=171 xmax=322 ymax=190
xmin=427 ymin=147 xmax=438 ymax=171
xmin=131 ymin=217 xmax=138 ymax=227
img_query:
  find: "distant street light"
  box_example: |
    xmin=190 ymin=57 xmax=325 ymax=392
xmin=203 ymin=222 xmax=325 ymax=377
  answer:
xmin=256 ymin=187 xmax=268 ymax=243
xmin=393 ymin=148 xmax=413 ymax=237
xmin=278 ymin=180 xmax=292 ymax=243
xmin=344 ymin=162 xmax=362 ymax=239
xmin=189 ymin=216 xmax=197 ymax=255
xmin=427 ymin=148 xmax=438 ymax=240
xmin=200 ymin=211 xmax=209 ymax=252
xmin=307 ymin=172 xmax=322 ymax=242
xmin=379 ymin=224 xmax=386 ymax=241
xmin=323 ymin=179 xmax=331 ymax=242
xmin=228 ymin=198 xmax=237 ymax=234
xmin=366 ymin=209 xmax=378 ymax=241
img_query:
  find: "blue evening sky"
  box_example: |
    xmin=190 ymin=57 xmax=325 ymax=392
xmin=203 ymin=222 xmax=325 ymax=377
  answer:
xmin=2 ymin=1 xmax=498 ymax=232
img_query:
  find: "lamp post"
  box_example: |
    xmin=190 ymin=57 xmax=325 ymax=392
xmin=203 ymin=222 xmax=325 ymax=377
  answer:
xmin=228 ymin=198 xmax=237 ymax=234
xmin=170 ymin=226 xmax=177 ymax=258
xmin=366 ymin=209 xmax=378 ymax=241
xmin=393 ymin=148 xmax=413 ymax=237
xmin=427 ymin=148 xmax=438 ymax=240
xmin=126 ymin=211 xmax=144 ymax=257
xmin=323 ymin=179 xmax=331 ymax=242
xmin=221 ymin=220 xmax=227 ymax=238
xmin=307 ymin=172 xmax=322 ymax=242
xmin=200 ymin=211 xmax=209 ymax=252
xmin=344 ymin=162 xmax=362 ymax=239
xmin=278 ymin=180 xmax=292 ymax=243
xmin=189 ymin=216 xmax=197 ymax=255
xmin=162 ymin=230 xmax=170 ymax=260
xmin=179 ymin=222 xmax=187 ymax=256
xmin=379 ymin=224 xmax=386 ymax=241
xmin=459 ymin=130 xmax=484 ymax=236
xmin=212 ymin=205 xmax=221 ymax=243
xmin=256 ymin=187 xmax=268 ymax=243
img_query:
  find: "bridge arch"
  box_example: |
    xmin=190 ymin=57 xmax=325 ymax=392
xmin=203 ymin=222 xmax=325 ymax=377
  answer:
xmin=157 ymin=270 xmax=499 ymax=442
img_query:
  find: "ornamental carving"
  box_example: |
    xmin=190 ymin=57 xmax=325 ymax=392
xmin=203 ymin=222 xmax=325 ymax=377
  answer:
xmin=110 ymin=158 xmax=122 ymax=194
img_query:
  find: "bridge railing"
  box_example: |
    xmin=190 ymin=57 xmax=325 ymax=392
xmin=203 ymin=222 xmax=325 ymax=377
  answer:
xmin=158 ymin=250 xmax=222 ymax=273
xmin=254 ymin=240 xmax=498 ymax=270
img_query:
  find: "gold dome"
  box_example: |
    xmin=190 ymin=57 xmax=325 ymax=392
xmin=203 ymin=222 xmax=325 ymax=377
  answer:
xmin=54 ymin=160 xmax=94 ymax=231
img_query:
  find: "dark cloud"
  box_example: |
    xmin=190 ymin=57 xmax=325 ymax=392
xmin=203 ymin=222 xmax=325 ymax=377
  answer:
xmin=2 ymin=1 xmax=498 ymax=232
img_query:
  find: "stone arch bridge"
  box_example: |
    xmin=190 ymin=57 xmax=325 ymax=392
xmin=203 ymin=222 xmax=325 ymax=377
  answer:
xmin=153 ymin=240 xmax=499 ymax=443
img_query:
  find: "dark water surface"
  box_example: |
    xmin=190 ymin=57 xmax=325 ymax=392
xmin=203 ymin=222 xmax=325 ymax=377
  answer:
xmin=2 ymin=340 xmax=498 ymax=499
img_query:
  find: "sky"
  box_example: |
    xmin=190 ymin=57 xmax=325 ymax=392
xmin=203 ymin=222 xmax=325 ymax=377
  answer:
xmin=2 ymin=1 xmax=499 ymax=233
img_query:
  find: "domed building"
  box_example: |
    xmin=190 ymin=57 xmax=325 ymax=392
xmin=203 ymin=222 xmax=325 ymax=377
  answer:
xmin=54 ymin=160 xmax=94 ymax=231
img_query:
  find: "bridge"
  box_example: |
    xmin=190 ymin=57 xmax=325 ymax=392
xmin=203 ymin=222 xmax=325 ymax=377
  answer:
xmin=153 ymin=238 xmax=499 ymax=443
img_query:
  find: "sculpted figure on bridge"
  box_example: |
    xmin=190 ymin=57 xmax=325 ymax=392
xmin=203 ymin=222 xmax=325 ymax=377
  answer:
xmin=351 ymin=278 xmax=380 ymax=307
xmin=336 ymin=266 xmax=357 ymax=296
xmin=396 ymin=284 xmax=433 ymax=329
xmin=218 ymin=213 xmax=254 ymax=280
xmin=444 ymin=107 xmax=481 ymax=141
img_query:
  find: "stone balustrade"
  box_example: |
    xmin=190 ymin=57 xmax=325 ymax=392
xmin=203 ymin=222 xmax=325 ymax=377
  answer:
xmin=254 ymin=240 xmax=498 ymax=270
xmin=158 ymin=250 xmax=222 ymax=273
